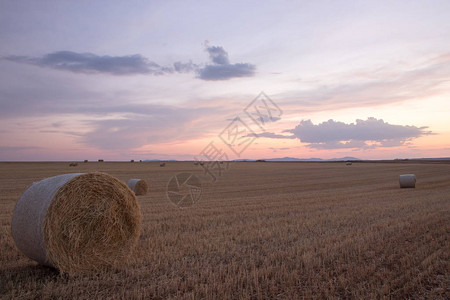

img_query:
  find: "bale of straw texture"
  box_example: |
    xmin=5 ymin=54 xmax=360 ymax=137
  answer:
xmin=11 ymin=172 xmax=141 ymax=274
xmin=127 ymin=179 xmax=149 ymax=196
xmin=399 ymin=174 xmax=416 ymax=188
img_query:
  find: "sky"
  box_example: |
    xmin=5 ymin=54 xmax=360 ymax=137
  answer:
xmin=1 ymin=0 xmax=449 ymax=161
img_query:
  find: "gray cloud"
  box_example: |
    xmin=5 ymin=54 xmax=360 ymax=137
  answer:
xmin=197 ymin=63 xmax=255 ymax=80
xmin=3 ymin=45 xmax=255 ymax=80
xmin=269 ymin=147 xmax=290 ymax=152
xmin=256 ymin=132 xmax=296 ymax=139
xmin=206 ymin=46 xmax=229 ymax=65
xmin=5 ymin=51 xmax=169 ymax=75
xmin=173 ymin=60 xmax=198 ymax=73
xmin=286 ymin=118 xmax=432 ymax=149
xmin=197 ymin=46 xmax=256 ymax=80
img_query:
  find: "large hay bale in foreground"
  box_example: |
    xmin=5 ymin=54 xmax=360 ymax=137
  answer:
xmin=399 ymin=174 xmax=416 ymax=188
xmin=11 ymin=172 xmax=141 ymax=274
xmin=127 ymin=179 xmax=149 ymax=196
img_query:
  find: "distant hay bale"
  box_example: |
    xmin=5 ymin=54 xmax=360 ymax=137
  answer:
xmin=130 ymin=159 xmax=134 ymax=163
xmin=194 ymin=161 xmax=199 ymax=166
xmin=399 ymin=174 xmax=416 ymax=188
xmin=127 ymin=179 xmax=149 ymax=196
xmin=84 ymin=160 xmax=88 ymax=163
xmin=160 ymin=162 xmax=166 ymax=167
xmin=11 ymin=172 xmax=141 ymax=274
xmin=199 ymin=161 xmax=204 ymax=166
xmin=346 ymin=162 xmax=352 ymax=166
xmin=98 ymin=159 xmax=104 ymax=162
xmin=69 ymin=162 xmax=78 ymax=167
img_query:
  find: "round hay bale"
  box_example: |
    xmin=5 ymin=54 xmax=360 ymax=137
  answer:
xmin=160 ymin=162 xmax=166 ymax=167
xmin=127 ymin=179 xmax=149 ymax=196
xmin=399 ymin=174 xmax=416 ymax=188
xmin=130 ymin=159 xmax=134 ymax=163
xmin=84 ymin=160 xmax=88 ymax=163
xmin=346 ymin=162 xmax=352 ymax=166
xmin=11 ymin=172 xmax=141 ymax=274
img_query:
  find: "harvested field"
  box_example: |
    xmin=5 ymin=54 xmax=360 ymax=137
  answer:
xmin=0 ymin=161 xmax=449 ymax=299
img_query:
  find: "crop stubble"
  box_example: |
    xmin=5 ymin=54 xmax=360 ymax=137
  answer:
xmin=0 ymin=161 xmax=448 ymax=299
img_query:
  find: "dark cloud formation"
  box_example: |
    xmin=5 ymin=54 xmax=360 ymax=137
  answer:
xmin=285 ymin=117 xmax=431 ymax=149
xmin=206 ymin=46 xmax=229 ymax=65
xmin=197 ymin=46 xmax=256 ymax=80
xmin=3 ymin=45 xmax=255 ymax=80
xmin=5 ymin=51 xmax=170 ymax=75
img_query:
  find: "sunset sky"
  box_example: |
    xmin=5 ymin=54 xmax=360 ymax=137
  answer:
xmin=1 ymin=0 xmax=449 ymax=161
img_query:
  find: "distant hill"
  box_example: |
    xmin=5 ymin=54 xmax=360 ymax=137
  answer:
xmin=403 ymin=157 xmax=450 ymax=161
xmin=263 ymin=156 xmax=360 ymax=162
xmin=233 ymin=156 xmax=361 ymax=162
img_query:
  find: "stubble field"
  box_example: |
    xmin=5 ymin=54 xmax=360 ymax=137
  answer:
xmin=0 ymin=161 xmax=449 ymax=299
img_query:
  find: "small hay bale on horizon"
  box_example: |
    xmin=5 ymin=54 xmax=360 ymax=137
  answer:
xmin=84 ymin=160 xmax=88 ymax=163
xmin=130 ymin=159 xmax=134 ymax=163
xmin=127 ymin=179 xmax=149 ymax=196
xmin=346 ymin=162 xmax=352 ymax=166
xmin=11 ymin=172 xmax=141 ymax=274
xmin=98 ymin=159 xmax=104 ymax=162
xmin=69 ymin=162 xmax=78 ymax=167
xmin=399 ymin=174 xmax=416 ymax=188
xmin=160 ymin=162 xmax=166 ymax=167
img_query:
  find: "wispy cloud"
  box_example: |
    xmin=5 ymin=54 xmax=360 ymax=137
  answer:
xmin=278 ymin=53 xmax=450 ymax=112
xmin=74 ymin=102 xmax=226 ymax=150
xmin=256 ymin=132 xmax=295 ymax=139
